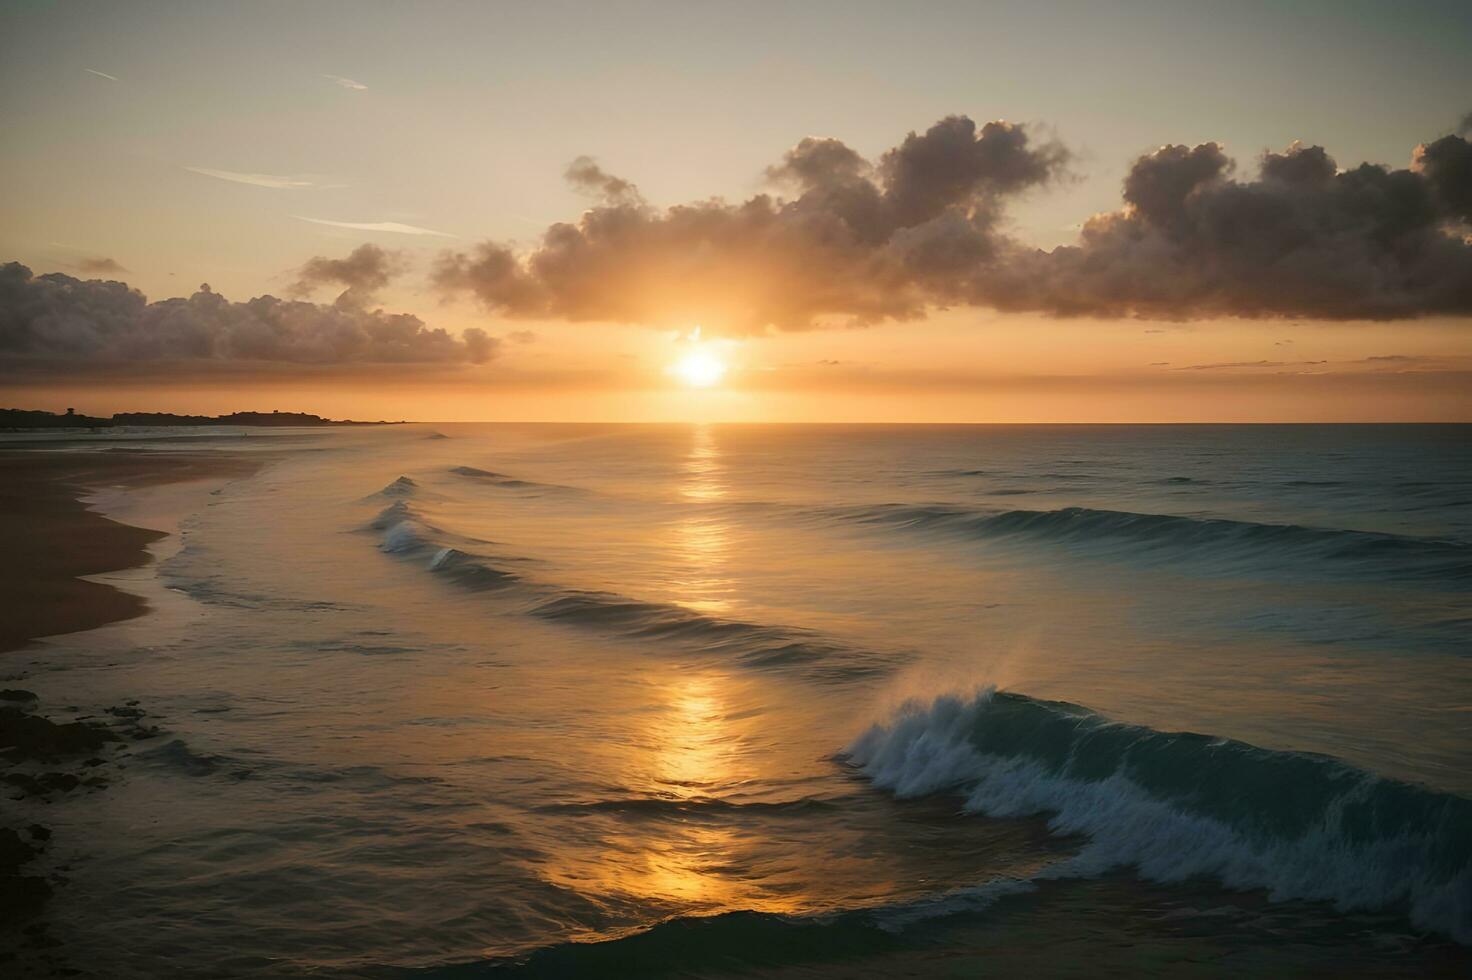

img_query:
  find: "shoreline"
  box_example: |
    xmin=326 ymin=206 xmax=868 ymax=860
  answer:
xmin=0 ymin=449 xmax=261 ymax=653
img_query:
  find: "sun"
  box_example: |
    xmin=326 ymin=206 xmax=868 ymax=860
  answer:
xmin=671 ymin=350 xmax=727 ymax=388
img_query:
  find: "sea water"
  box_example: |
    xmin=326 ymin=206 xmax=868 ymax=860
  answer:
xmin=12 ymin=423 xmax=1471 ymax=976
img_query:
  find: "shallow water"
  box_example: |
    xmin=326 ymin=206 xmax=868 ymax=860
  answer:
xmin=9 ymin=423 xmax=1471 ymax=977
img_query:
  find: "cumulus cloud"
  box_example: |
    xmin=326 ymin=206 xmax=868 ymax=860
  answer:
xmin=434 ymin=115 xmax=1068 ymax=333
xmin=0 ymin=262 xmax=496 ymax=375
xmin=980 ymin=135 xmax=1472 ymax=319
xmin=435 ymin=116 xmax=1472 ymax=329
xmin=292 ymin=243 xmax=403 ymax=308
xmin=565 ymin=156 xmax=643 ymax=206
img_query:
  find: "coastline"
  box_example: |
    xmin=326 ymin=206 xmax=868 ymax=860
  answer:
xmin=0 ymin=449 xmax=260 ymax=653
xmin=2 ymin=446 xmax=263 ymax=964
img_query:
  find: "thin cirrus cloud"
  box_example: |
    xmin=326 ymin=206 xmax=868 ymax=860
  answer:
xmin=186 ymin=167 xmax=317 ymax=190
xmin=1177 ymin=360 xmax=1329 ymax=371
xmin=322 ymin=74 xmax=367 ymax=91
xmin=83 ymin=68 xmax=118 ymax=81
xmin=295 ymin=216 xmax=455 ymax=238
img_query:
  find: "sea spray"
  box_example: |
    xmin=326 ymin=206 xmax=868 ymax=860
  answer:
xmin=846 ymin=689 xmax=1472 ymax=943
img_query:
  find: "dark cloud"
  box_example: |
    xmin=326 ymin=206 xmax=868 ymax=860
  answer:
xmin=1257 ymin=141 xmax=1334 ymax=186
xmin=564 ymin=156 xmax=643 ymax=207
xmin=435 ymin=115 xmax=1068 ymax=333
xmin=436 ymin=120 xmax=1472 ymax=328
xmin=980 ymin=137 xmax=1472 ymax=319
xmin=766 ymin=137 xmax=869 ymax=191
xmin=1177 ymin=359 xmax=1327 ymax=371
xmin=76 ymin=256 xmax=128 ymax=276
xmin=0 ymin=262 xmax=496 ymax=375
xmin=1415 ymin=134 xmax=1472 ymax=223
xmin=293 ymin=243 xmax=403 ymax=307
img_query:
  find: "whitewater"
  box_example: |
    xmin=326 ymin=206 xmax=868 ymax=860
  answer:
xmin=9 ymin=423 xmax=1470 ymax=977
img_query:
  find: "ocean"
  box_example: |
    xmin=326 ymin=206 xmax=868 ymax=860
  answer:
xmin=14 ymin=423 xmax=1472 ymax=976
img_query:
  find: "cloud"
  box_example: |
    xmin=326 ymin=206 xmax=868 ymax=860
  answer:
xmin=75 ymin=257 xmax=128 ymax=276
xmin=83 ymin=69 xmax=118 ymax=82
xmin=434 ymin=115 xmax=1068 ymax=333
xmin=1416 ymin=132 xmax=1472 ymax=223
xmin=0 ymin=262 xmax=496 ymax=376
xmin=565 ymin=156 xmax=643 ymax=206
xmin=322 ymin=74 xmax=367 ymax=91
xmin=979 ymin=136 xmax=1472 ymax=319
xmin=1176 ymin=359 xmax=1327 ymax=371
xmin=187 ymin=167 xmax=316 ymax=190
xmin=292 ymin=244 xmax=403 ymax=307
xmin=506 ymin=329 xmax=538 ymax=344
xmin=296 ymin=216 xmax=455 ymax=237
xmin=435 ymin=118 xmax=1472 ymax=329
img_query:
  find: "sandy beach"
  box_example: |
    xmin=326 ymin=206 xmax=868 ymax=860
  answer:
xmin=2 ymin=445 xmax=264 ymax=970
xmin=0 ymin=449 xmax=260 ymax=653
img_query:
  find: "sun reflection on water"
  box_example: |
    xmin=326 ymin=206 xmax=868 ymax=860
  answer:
xmin=672 ymin=425 xmax=735 ymax=614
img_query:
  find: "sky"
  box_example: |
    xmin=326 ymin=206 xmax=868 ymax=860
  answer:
xmin=1 ymin=0 xmax=1470 ymax=422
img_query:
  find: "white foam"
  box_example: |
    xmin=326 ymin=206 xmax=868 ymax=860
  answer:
xmin=379 ymin=521 xmax=424 ymax=553
xmin=847 ymin=691 xmax=1472 ymax=944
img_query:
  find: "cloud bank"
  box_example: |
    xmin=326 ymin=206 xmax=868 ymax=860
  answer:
xmin=981 ymin=135 xmax=1472 ymax=319
xmin=434 ymin=116 xmax=1472 ymax=330
xmin=434 ymin=116 xmax=1069 ymax=333
xmin=0 ymin=259 xmax=495 ymax=376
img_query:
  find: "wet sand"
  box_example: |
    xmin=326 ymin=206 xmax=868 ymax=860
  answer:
xmin=0 ymin=450 xmax=260 ymax=653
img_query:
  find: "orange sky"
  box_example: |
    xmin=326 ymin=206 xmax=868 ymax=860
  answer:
xmin=2 ymin=2 xmax=1470 ymax=422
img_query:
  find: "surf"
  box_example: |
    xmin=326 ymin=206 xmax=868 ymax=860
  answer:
xmin=845 ymin=689 xmax=1472 ymax=944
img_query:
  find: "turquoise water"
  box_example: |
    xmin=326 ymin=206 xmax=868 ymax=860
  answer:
xmin=10 ymin=424 xmax=1471 ymax=976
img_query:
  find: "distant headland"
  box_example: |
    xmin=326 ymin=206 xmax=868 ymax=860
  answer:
xmin=0 ymin=407 xmax=408 ymax=430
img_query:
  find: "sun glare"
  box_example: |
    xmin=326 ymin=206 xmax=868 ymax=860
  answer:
xmin=672 ymin=350 xmax=727 ymax=388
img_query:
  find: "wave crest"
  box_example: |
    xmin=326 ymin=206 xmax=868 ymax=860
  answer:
xmin=840 ymin=504 xmax=1471 ymax=585
xmin=846 ymin=690 xmax=1472 ymax=943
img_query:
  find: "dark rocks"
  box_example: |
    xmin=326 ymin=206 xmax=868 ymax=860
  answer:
xmin=0 ymin=826 xmax=51 ymax=928
xmin=0 ymin=706 xmax=114 ymax=763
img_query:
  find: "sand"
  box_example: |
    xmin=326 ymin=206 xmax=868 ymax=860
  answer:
xmin=0 ymin=450 xmax=260 ymax=652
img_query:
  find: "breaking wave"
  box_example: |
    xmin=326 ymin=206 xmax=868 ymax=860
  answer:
xmin=845 ymin=689 xmax=1472 ymax=944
